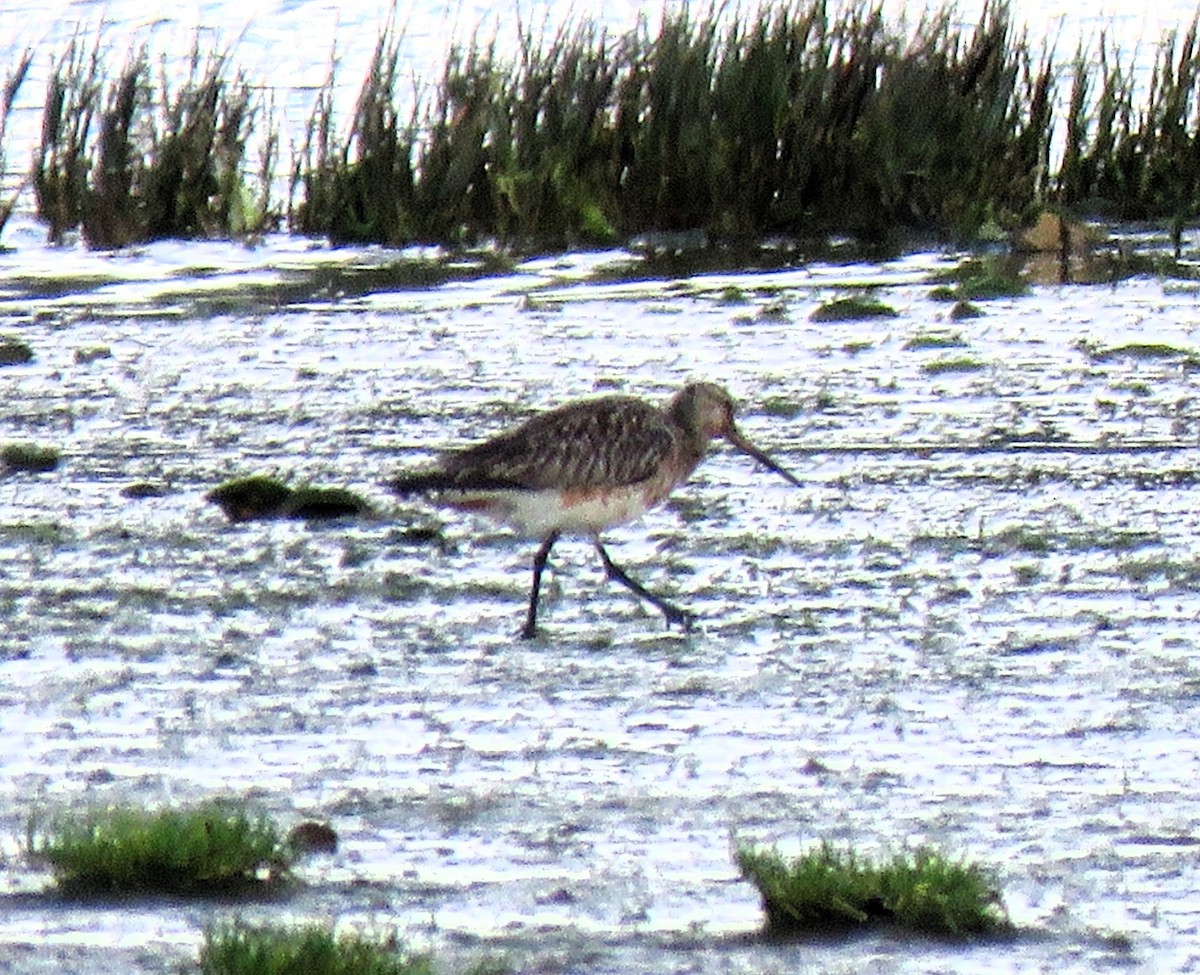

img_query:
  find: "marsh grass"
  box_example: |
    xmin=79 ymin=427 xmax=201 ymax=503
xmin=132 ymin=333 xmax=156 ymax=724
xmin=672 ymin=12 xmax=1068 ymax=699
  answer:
xmin=26 ymin=800 xmax=293 ymax=896
xmin=1057 ymin=24 xmax=1200 ymax=256
xmin=18 ymin=3 xmax=1200 ymax=250
xmin=2 ymin=443 xmax=60 ymax=473
xmin=290 ymin=26 xmax=419 ymax=245
xmin=34 ymin=37 xmax=277 ymax=246
xmin=199 ymin=923 xmax=435 ymax=975
xmin=294 ymin=1 xmax=1054 ymax=248
xmin=0 ymin=50 xmax=32 ymax=237
xmin=737 ymin=843 xmax=1009 ymax=937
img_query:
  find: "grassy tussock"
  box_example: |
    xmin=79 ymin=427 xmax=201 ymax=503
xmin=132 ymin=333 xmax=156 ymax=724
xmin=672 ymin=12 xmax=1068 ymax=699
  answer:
xmin=737 ymin=843 xmax=1010 ymax=937
xmin=290 ymin=28 xmax=419 ymax=245
xmin=0 ymin=336 xmax=34 ymax=364
xmin=199 ymin=923 xmax=434 ymax=975
xmin=2 ymin=442 xmax=60 ymax=473
xmin=26 ymin=800 xmax=293 ymax=895
xmin=34 ymin=37 xmax=277 ymax=246
xmin=206 ymin=475 xmax=374 ymax=522
xmin=810 ymin=296 xmax=897 ymax=322
xmin=929 ymin=256 xmax=1030 ymax=299
xmin=296 ymin=2 xmax=1052 ymax=248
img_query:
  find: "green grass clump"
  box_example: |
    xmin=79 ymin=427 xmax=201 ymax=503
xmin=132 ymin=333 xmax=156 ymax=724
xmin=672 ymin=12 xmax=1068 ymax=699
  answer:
xmin=1082 ymin=341 xmax=1199 ymax=363
xmin=902 ymin=330 xmax=966 ymax=350
xmin=0 ymin=337 xmax=34 ymax=364
xmin=199 ymin=923 xmax=434 ymax=975
xmin=737 ymin=843 xmax=1009 ymax=937
xmin=207 ymin=475 xmax=293 ymax=521
xmin=759 ymin=395 xmax=806 ymax=419
xmin=929 ymin=258 xmax=1030 ymax=301
xmin=74 ymin=345 xmax=113 ymax=364
xmin=1117 ymin=556 xmax=1200 ymax=587
xmin=922 ymin=356 xmax=987 ymax=375
xmin=0 ymin=521 xmax=70 ymax=544
xmin=810 ymin=296 xmax=898 ymax=322
xmin=207 ymin=475 xmax=373 ymax=522
xmin=2 ymin=443 xmax=60 ymax=472
xmin=286 ymin=486 xmax=374 ymax=521
xmin=27 ymin=800 xmax=293 ymax=895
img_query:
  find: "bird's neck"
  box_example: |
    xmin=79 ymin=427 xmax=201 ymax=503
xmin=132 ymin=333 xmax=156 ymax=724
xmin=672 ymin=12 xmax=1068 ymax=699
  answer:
xmin=666 ymin=405 xmax=713 ymax=472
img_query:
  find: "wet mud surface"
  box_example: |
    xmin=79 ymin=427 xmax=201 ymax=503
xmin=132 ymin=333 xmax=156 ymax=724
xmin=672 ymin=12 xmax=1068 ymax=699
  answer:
xmin=2 ymin=233 xmax=1200 ymax=971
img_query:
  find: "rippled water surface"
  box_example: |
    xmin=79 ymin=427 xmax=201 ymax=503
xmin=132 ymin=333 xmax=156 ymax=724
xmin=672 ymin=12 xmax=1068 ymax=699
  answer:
xmin=4 ymin=0 xmax=1200 ymax=970
xmin=3 ymin=217 xmax=1200 ymax=972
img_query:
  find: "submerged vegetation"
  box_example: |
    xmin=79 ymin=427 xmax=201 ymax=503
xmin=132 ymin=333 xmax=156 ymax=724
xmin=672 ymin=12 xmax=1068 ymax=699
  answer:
xmin=26 ymin=800 xmax=293 ymax=895
xmin=4 ymin=2 xmax=1200 ymax=251
xmin=736 ymin=843 xmax=1010 ymax=937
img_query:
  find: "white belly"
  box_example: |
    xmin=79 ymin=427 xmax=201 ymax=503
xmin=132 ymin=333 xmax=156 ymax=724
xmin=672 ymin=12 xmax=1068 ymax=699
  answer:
xmin=445 ymin=486 xmax=654 ymax=538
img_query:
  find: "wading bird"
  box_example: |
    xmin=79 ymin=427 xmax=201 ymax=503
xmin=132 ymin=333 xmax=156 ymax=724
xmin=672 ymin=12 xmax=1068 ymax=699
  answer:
xmin=389 ymin=382 xmax=801 ymax=638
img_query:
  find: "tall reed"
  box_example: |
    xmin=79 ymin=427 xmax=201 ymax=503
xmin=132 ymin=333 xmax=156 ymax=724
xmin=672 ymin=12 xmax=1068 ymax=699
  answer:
xmin=291 ymin=27 xmax=419 ymax=244
xmin=1056 ymin=18 xmax=1200 ymax=255
xmin=34 ymin=38 xmax=277 ymax=246
xmin=294 ymin=0 xmax=1056 ymax=249
xmin=34 ymin=37 xmax=101 ymax=243
xmin=0 ymin=50 xmax=32 ymax=236
xmin=20 ymin=2 xmax=1200 ymax=251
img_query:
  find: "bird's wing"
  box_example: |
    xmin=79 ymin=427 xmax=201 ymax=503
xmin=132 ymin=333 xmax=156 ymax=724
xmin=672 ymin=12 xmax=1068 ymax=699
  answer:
xmin=441 ymin=396 xmax=676 ymax=491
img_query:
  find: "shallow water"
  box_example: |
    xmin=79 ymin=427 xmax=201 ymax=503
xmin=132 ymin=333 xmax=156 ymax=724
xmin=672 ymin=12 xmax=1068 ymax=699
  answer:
xmin=2 ymin=215 xmax=1200 ymax=971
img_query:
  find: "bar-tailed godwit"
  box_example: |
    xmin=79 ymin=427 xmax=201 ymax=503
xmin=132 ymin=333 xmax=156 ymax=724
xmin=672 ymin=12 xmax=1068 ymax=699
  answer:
xmin=390 ymin=382 xmax=801 ymax=638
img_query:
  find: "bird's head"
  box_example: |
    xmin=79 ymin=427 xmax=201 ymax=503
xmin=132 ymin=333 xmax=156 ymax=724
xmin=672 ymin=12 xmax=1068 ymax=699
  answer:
xmin=670 ymin=382 xmax=802 ymax=487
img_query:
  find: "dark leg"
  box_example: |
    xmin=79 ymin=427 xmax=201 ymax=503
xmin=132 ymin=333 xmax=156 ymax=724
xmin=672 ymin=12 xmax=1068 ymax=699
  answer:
xmin=594 ymin=541 xmax=695 ymax=632
xmin=522 ymin=531 xmax=560 ymax=639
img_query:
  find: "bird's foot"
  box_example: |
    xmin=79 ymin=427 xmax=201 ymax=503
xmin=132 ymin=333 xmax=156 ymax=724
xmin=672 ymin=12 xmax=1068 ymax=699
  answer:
xmin=661 ymin=603 xmax=697 ymax=633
